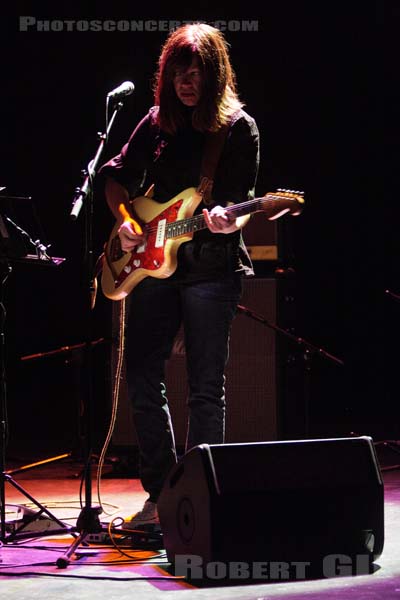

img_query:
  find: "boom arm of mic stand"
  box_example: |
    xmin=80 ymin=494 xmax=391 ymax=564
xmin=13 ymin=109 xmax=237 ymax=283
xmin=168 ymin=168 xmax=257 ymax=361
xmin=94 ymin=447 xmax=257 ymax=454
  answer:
xmin=385 ymin=289 xmax=400 ymax=303
xmin=236 ymin=304 xmax=344 ymax=366
xmin=70 ymin=101 xmax=124 ymax=221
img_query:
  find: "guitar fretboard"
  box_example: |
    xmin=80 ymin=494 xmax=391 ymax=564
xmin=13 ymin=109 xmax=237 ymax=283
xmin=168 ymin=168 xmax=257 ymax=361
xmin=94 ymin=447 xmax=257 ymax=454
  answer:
xmin=165 ymin=195 xmax=294 ymax=238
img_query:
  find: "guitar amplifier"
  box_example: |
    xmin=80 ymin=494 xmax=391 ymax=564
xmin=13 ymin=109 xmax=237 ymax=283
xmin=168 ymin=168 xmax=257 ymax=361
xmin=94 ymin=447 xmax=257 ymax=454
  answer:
xmin=243 ymin=213 xmax=278 ymax=261
xmin=110 ymin=276 xmax=304 ymax=448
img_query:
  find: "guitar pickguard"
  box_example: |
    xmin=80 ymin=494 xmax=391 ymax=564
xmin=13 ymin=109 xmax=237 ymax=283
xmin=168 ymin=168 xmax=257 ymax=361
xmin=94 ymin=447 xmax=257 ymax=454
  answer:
xmin=111 ymin=199 xmax=184 ymax=290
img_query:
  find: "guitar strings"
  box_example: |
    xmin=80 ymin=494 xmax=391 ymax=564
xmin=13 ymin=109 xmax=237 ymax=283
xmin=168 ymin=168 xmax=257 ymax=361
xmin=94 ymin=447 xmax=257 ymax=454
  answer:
xmin=140 ymin=198 xmax=260 ymax=235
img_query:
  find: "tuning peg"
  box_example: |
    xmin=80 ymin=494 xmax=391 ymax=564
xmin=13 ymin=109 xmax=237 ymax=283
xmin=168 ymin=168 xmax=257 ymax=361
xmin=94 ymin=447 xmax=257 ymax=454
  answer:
xmin=276 ymin=188 xmax=305 ymax=197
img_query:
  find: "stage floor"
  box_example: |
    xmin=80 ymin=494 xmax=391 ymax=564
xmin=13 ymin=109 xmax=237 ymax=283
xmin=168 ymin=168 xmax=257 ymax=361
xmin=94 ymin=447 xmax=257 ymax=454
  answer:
xmin=1 ymin=443 xmax=400 ymax=600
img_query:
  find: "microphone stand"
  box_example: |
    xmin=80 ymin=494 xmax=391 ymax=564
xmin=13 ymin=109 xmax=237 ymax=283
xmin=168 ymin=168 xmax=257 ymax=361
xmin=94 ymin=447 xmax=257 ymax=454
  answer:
xmin=372 ymin=289 xmax=400 ymax=471
xmin=56 ymin=99 xmax=126 ymax=568
xmin=236 ymin=304 xmax=344 ymax=438
xmin=385 ymin=289 xmax=400 ymax=303
xmin=70 ymin=100 xmax=124 ymax=221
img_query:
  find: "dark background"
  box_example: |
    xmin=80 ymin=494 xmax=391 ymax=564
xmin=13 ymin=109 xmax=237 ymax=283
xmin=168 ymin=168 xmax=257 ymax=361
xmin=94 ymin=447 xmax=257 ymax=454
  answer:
xmin=0 ymin=3 xmax=395 ymax=458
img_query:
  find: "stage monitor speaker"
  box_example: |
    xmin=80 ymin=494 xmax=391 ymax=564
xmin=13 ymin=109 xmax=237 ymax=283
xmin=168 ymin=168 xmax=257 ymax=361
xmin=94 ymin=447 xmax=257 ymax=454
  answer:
xmin=157 ymin=436 xmax=384 ymax=578
xmin=110 ymin=277 xmax=301 ymax=447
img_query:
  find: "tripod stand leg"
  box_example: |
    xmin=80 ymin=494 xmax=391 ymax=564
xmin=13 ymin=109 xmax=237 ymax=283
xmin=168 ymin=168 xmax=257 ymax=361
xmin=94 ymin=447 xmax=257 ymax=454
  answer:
xmin=56 ymin=505 xmax=102 ymax=568
xmin=2 ymin=473 xmax=74 ymax=542
xmin=56 ymin=530 xmax=89 ymax=568
xmin=0 ymin=465 xmax=5 ymax=542
xmin=6 ymin=452 xmax=72 ymax=476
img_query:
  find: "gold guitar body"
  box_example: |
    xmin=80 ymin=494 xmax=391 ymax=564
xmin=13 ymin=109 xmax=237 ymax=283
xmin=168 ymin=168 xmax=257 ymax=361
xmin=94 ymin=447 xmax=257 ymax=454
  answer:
xmin=101 ymin=187 xmax=202 ymax=300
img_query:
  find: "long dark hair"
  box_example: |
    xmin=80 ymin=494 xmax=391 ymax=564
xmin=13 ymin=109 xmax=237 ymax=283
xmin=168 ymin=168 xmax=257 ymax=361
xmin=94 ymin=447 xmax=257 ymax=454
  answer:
xmin=154 ymin=23 xmax=243 ymax=134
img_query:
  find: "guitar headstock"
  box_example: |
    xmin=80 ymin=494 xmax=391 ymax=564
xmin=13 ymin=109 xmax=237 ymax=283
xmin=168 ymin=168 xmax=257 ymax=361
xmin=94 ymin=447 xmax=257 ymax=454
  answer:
xmin=263 ymin=188 xmax=305 ymax=220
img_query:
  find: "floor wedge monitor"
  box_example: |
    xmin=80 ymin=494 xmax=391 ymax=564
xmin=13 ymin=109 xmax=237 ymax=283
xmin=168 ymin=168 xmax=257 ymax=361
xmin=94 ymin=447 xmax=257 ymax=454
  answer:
xmin=157 ymin=436 xmax=384 ymax=581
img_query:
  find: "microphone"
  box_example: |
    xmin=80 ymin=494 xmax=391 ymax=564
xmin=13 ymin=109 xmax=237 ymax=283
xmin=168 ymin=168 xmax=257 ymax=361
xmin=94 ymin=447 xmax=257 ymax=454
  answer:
xmin=107 ymin=81 xmax=135 ymax=100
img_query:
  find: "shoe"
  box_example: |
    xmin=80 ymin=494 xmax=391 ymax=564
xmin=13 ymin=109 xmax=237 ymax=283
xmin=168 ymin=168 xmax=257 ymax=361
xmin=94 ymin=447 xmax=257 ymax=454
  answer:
xmin=121 ymin=500 xmax=159 ymax=530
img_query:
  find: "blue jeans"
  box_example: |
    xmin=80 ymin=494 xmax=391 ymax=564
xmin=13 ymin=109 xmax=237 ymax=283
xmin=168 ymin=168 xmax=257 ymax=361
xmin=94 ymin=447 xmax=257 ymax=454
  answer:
xmin=125 ymin=274 xmax=242 ymax=501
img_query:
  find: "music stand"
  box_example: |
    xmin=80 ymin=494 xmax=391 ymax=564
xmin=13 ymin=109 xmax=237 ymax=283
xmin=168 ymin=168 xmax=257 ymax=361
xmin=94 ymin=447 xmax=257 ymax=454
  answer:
xmin=0 ymin=192 xmax=73 ymax=543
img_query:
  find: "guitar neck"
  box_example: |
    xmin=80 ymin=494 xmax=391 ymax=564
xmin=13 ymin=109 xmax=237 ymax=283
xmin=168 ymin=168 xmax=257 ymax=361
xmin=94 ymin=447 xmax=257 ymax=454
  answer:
xmin=165 ymin=197 xmax=267 ymax=239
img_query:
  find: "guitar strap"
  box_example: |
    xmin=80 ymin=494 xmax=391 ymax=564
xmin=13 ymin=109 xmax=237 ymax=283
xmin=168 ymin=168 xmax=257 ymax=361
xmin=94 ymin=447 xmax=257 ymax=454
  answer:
xmin=197 ymin=123 xmax=230 ymax=206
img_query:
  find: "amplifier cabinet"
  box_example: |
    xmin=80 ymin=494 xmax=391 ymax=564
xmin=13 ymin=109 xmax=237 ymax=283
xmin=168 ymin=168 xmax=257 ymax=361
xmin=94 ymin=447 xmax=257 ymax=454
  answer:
xmin=110 ymin=277 xmax=302 ymax=447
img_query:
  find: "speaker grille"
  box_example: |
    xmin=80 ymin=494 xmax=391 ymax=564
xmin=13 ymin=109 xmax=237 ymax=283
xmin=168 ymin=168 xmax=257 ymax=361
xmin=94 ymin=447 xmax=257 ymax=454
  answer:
xmin=225 ymin=278 xmax=277 ymax=442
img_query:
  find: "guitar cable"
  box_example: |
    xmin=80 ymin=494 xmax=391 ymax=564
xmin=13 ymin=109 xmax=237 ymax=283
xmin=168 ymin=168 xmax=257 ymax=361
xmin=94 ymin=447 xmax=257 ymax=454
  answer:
xmin=95 ymin=298 xmax=126 ymax=516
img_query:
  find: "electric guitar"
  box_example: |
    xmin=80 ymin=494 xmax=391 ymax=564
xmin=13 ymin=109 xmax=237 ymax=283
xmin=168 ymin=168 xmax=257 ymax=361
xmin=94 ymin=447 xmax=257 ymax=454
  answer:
xmin=101 ymin=187 xmax=304 ymax=300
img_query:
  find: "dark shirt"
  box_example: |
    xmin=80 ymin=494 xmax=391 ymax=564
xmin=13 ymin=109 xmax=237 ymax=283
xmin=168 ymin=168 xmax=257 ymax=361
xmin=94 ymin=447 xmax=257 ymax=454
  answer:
xmin=100 ymin=106 xmax=260 ymax=282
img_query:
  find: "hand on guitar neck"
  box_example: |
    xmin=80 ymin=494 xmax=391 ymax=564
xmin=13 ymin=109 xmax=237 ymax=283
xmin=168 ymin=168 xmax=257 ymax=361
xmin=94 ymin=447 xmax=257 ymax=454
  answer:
xmin=202 ymin=205 xmax=250 ymax=234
